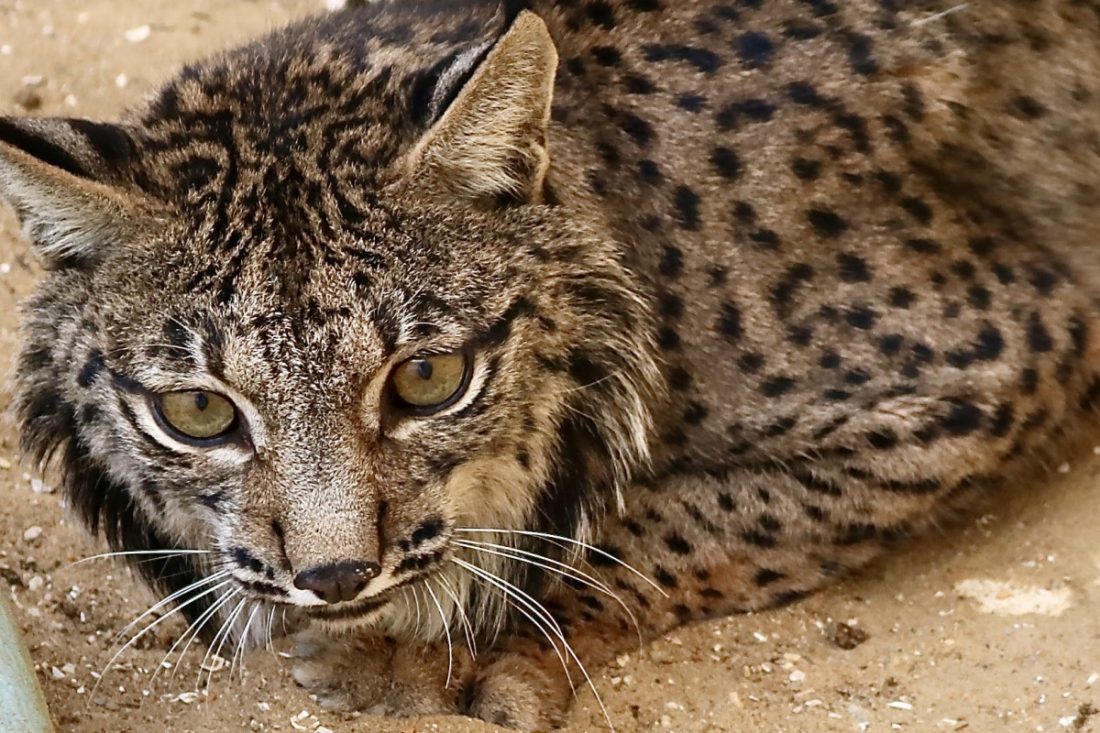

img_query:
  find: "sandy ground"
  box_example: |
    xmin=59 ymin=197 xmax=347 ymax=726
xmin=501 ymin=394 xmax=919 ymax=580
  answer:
xmin=0 ymin=1 xmax=1099 ymax=731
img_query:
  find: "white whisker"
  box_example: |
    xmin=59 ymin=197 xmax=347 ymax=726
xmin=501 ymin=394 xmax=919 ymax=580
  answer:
xmin=68 ymin=548 xmax=214 ymax=569
xmin=455 ymin=539 xmax=642 ymax=647
xmin=172 ymin=589 xmax=241 ymax=681
xmin=453 ymin=558 xmax=618 ymax=729
xmin=458 ymin=564 xmax=576 ymax=694
xmin=412 ymin=585 xmax=423 ymax=637
xmin=424 ymin=584 xmax=454 ymax=689
xmin=200 ymin=597 xmax=246 ymax=693
xmin=94 ymin=577 xmax=234 ymax=696
xmin=114 ymin=569 xmax=232 ymax=643
xmin=230 ymin=603 xmax=261 ymax=682
xmin=436 ymin=575 xmax=477 ymax=660
xmin=265 ymin=604 xmax=277 ymax=654
xmin=151 ymin=585 xmax=233 ymax=685
xmin=457 ymin=527 xmax=667 ymax=597
xmin=453 ymin=559 xmax=581 ymax=694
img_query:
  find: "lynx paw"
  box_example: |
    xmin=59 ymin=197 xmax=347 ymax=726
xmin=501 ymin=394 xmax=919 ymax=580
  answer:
xmin=460 ymin=652 xmax=573 ymax=731
xmin=291 ymin=629 xmax=465 ymax=717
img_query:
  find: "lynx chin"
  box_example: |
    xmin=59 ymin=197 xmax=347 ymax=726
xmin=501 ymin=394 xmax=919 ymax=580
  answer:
xmin=1 ymin=0 xmax=1099 ymax=729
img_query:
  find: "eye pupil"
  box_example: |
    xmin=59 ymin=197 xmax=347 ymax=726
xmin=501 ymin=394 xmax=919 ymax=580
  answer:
xmin=416 ymin=360 xmax=433 ymax=380
xmin=194 ymin=392 xmax=209 ymax=410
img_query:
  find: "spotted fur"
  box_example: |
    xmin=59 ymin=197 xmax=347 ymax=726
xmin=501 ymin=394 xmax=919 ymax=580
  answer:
xmin=2 ymin=0 xmax=1100 ymax=729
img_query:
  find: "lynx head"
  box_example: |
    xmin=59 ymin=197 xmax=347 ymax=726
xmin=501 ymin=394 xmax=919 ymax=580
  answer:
xmin=0 ymin=6 xmax=658 ymax=635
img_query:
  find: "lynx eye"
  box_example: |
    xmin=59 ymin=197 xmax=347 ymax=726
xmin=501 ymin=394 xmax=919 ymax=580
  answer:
xmin=154 ymin=390 xmax=238 ymax=442
xmin=390 ymin=353 xmax=470 ymax=413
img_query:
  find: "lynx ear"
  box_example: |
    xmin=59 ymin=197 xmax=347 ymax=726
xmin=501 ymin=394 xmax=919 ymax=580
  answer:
xmin=406 ymin=11 xmax=558 ymax=204
xmin=0 ymin=117 xmax=146 ymax=269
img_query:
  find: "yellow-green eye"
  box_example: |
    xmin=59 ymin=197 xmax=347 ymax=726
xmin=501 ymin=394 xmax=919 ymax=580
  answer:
xmin=155 ymin=390 xmax=238 ymax=441
xmin=390 ymin=353 xmax=470 ymax=412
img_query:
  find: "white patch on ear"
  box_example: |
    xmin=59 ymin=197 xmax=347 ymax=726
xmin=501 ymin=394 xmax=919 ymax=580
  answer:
xmin=426 ymin=40 xmax=494 ymax=122
xmin=407 ymin=11 xmax=559 ymax=203
xmin=0 ymin=134 xmax=143 ymax=268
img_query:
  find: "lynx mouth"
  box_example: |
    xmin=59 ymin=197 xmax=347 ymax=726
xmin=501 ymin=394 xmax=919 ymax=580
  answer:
xmin=305 ymin=595 xmax=390 ymax=622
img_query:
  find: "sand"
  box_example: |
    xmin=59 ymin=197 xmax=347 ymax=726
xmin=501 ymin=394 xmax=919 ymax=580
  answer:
xmin=0 ymin=2 xmax=1098 ymax=731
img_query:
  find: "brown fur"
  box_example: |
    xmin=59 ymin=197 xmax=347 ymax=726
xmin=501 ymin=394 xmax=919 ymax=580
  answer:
xmin=1 ymin=0 xmax=1099 ymax=729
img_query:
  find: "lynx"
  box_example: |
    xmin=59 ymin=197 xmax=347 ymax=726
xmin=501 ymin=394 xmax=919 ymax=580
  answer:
xmin=1 ymin=0 xmax=1098 ymax=729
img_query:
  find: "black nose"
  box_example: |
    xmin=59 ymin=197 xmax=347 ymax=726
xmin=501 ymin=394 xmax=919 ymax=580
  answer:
xmin=293 ymin=560 xmax=381 ymax=604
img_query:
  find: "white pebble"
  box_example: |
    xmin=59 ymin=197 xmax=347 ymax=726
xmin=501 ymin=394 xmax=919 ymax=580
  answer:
xmin=27 ymin=576 xmax=45 ymax=592
xmin=0 ymin=45 xmax=13 ymax=55
xmin=115 ymin=73 xmax=128 ymax=88
xmin=789 ymin=670 xmax=806 ymax=683
xmin=887 ymin=700 xmax=914 ymax=711
xmin=124 ymin=25 xmax=151 ymax=43
xmin=1087 ymin=672 xmax=1099 ymax=686
xmin=21 ymin=75 xmax=45 ymax=87
xmin=324 ymin=0 xmax=347 ymax=8
xmin=51 ymin=666 xmax=65 ymax=680
xmin=23 ymin=526 xmax=43 ymax=542
xmin=62 ymin=663 xmax=76 ymax=675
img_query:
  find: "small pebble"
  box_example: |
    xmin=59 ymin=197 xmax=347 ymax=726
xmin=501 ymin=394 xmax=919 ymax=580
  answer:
xmin=826 ymin=621 xmax=870 ymax=650
xmin=124 ymin=25 xmax=152 ymax=43
xmin=13 ymin=88 xmax=42 ymax=111
xmin=27 ymin=576 xmax=45 ymax=592
xmin=21 ymin=75 xmax=45 ymax=87
xmin=23 ymin=526 xmax=43 ymax=543
xmin=115 ymin=73 xmax=129 ymax=88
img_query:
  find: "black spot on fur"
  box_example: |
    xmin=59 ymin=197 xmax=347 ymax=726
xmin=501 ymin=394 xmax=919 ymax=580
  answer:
xmin=77 ymin=350 xmax=105 ymax=388
xmin=807 ymin=208 xmax=848 ymax=238
xmin=736 ymin=32 xmax=775 ymax=68
xmin=710 ymin=146 xmax=741 ymax=179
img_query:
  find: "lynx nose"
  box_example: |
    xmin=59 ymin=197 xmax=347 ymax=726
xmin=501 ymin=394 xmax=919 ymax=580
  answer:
xmin=293 ymin=560 xmax=381 ymax=604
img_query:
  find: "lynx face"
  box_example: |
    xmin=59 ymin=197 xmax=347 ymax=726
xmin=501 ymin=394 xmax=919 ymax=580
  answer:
xmin=1 ymin=7 xmax=658 ymax=635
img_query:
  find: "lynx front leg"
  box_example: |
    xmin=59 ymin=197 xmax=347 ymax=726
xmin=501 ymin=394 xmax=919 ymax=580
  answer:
xmin=456 ymin=465 xmax=952 ymax=730
xmin=292 ymin=629 xmax=471 ymax=716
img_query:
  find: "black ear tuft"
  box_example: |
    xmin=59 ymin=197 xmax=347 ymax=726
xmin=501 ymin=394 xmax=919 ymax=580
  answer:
xmin=0 ymin=119 xmax=89 ymax=179
xmin=501 ymin=0 xmax=533 ymax=25
xmin=406 ymin=11 xmax=558 ymax=204
xmin=408 ymin=42 xmax=496 ymax=127
xmin=0 ymin=117 xmax=146 ymax=268
xmin=0 ymin=117 xmax=135 ymax=182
